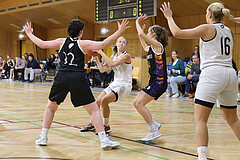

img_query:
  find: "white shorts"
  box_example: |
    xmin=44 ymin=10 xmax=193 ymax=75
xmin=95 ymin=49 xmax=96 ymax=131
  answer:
xmin=195 ymin=66 xmax=237 ymax=108
xmin=103 ymin=81 xmax=132 ymax=101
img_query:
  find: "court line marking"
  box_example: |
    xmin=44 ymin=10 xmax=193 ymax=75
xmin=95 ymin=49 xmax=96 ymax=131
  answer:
xmin=50 ymin=121 xmax=215 ymax=160
xmin=0 ymin=157 xmax=72 ymax=160
xmin=2 ymin=119 xmax=228 ymax=160
xmin=15 ymin=119 xmax=171 ymax=160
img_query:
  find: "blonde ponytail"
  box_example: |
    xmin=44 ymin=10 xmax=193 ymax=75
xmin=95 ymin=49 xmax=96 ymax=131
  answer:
xmin=222 ymin=8 xmax=240 ymax=23
xmin=208 ymin=2 xmax=240 ymax=23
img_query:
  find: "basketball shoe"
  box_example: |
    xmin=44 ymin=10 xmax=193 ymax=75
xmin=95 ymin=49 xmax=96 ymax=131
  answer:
xmin=141 ymin=122 xmax=162 ymax=142
xmin=80 ymin=123 xmax=95 ymax=132
xmin=100 ymin=137 xmax=120 ymax=149
xmin=35 ymin=136 xmax=48 ymax=146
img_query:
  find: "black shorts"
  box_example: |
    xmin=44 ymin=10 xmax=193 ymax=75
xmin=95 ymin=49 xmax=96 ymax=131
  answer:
xmin=142 ymin=76 xmax=167 ymax=100
xmin=49 ymin=71 xmax=95 ymax=107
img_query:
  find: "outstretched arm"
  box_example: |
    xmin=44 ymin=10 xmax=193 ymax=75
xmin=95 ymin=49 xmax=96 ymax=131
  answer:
xmin=160 ymin=2 xmax=213 ymax=39
xmin=136 ymin=17 xmax=149 ymax=52
xmin=136 ymin=14 xmax=162 ymax=51
xmin=80 ymin=19 xmax=130 ymax=51
xmin=96 ymin=50 xmax=131 ymax=67
xmin=24 ymin=22 xmax=65 ymax=49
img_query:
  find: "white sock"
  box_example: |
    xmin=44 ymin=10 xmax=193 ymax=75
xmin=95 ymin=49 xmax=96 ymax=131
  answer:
xmin=41 ymin=128 xmax=49 ymax=138
xmin=148 ymin=122 xmax=155 ymax=132
xmin=90 ymin=118 xmax=93 ymax=124
xmin=197 ymin=146 xmax=207 ymax=160
xmin=98 ymin=131 xmax=107 ymax=141
xmin=104 ymin=118 xmax=109 ymax=126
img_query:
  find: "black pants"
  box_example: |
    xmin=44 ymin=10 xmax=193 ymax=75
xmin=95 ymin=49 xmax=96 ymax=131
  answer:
xmin=14 ymin=68 xmax=25 ymax=80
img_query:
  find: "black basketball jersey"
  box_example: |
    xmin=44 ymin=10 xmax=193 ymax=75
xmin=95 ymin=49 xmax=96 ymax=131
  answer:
xmin=0 ymin=60 xmax=4 ymax=67
xmin=147 ymin=45 xmax=167 ymax=78
xmin=58 ymin=37 xmax=85 ymax=72
xmin=7 ymin=59 xmax=13 ymax=67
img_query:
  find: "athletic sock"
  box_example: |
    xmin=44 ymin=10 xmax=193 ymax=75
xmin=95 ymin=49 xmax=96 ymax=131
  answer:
xmin=197 ymin=146 xmax=207 ymax=160
xmin=90 ymin=118 xmax=93 ymax=125
xmin=41 ymin=128 xmax=49 ymax=138
xmin=148 ymin=121 xmax=155 ymax=132
xmin=104 ymin=118 xmax=109 ymax=126
xmin=98 ymin=131 xmax=107 ymax=141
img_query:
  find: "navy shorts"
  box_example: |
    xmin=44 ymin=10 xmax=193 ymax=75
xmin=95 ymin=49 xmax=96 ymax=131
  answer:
xmin=49 ymin=71 xmax=95 ymax=107
xmin=142 ymin=76 xmax=167 ymax=100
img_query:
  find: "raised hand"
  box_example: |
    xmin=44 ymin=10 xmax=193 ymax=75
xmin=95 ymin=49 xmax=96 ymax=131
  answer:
xmin=23 ymin=22 xmax=33 ymax=35
xmin=141 ymin=24 xmax=146 ymax=30
xmin=117 ymin=18 xmax=131 ymax=32
xmin=160 ymin=2 xmax=173 ymax=19
xmin=136 ymin=14 xmax=148 ymax=23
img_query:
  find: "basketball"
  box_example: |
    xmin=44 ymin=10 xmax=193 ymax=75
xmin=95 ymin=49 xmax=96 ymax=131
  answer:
xmin=86 ymin=50 xmax=98 ymax=56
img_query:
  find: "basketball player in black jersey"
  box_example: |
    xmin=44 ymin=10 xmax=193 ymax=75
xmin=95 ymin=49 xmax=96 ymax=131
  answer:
xmin=23 ymin=19 xmax=130 ymax=149
xmin=134 ymin=14 xmax=168 ymax=142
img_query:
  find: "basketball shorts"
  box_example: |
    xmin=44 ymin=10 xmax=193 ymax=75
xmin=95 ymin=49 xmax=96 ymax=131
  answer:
xmin=195 ymin=66 xmax=237 ymax=109
xmin=103 ymin=81 xmax=132 ymax=102
xmin=49 ymin=71 xmax=95 ymax=107
xmin=142 ymin=76 xmax=167 ymax=100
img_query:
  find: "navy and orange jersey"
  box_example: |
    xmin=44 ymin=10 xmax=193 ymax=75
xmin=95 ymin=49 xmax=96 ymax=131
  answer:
xmin=146 ymin=45 xmax=167 ymax=79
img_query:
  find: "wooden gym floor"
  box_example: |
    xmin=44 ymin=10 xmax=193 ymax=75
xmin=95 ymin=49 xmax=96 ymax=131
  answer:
xmin=0 ymin=80 xmax=239 ymax=160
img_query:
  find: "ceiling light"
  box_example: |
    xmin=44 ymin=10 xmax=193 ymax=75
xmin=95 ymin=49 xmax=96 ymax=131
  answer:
xmin=100 ymin=28 xmax=109 ymax=34
xmin=47 ymin=18 xmax=60 ymax=24
xmin=19 ymin=34 xmax=25 ymax=39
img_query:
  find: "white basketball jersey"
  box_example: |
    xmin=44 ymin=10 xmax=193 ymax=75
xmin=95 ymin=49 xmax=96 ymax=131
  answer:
xmin=199 ymin=23 xmax=233 ymax=70
xmin=112 ymin=52 xmax=132 ymax=83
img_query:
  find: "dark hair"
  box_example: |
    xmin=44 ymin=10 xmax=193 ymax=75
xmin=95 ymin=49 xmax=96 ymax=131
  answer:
xmin=112 ymin=36 xmax=127 ymax=54
xmin=0 ymin=56 xmax=2 ymax=58
xmin=112 ymin=45 xmax=118 ymax=53
xmin=28 ymin=53 xmax=34 ymax=59
xmin=149 ymin=25 xmax=168 ymax=48
xmin=67 ymin=19 xmax=84 ymax=38
xmin=55 ymin=50 xmax=59 ymax=53
xmin=171 ymin=50 xmax=179 ymax=64
xmin=17 ymin=56 xmax=21 ymax=58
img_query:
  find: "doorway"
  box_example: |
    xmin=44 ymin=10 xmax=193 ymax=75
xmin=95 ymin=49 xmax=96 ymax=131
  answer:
xmin=19 ymin=40 xmax=26 ymax=57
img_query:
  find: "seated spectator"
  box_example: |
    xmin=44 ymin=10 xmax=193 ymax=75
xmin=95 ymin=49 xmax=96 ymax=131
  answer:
xmin=86 ymin=57 xmax=101 ymax=86
xmin=24 ymin=53 xmax=41 ymax=82
xmin=14 ymin=56 xmax=27 ymax=81
xmin=5 ymin=54 xmax=15 ymax=79
xmin=166 ymin=50 xmax=186 ymax=98
xmin=49 ymin=54 xmax=56 ymax=70
xmin=87 ymin=56 xmax=97 ymax=68
xmin=54 ymin=50 xmax=60 ymax=70
xmin=42 ymin=57 xmax=50 ymax=72
xmin=0 ymin=56 xmax=6 ymax=76
xmin=183 ymin=54 xmax=200 ymax=97
xmin=22 ymin=56 xmax=28 ymax=63
xmin=185 ymin=55 xmax=194 ymax=76
xmin=24 ymin=53 xmax=29 ymax=62
xmin=192 ymin=45 xmax=200 ymax=59
xmin=43 ymin=54 xmax=56 ymax=72
xmin=95 ymin=57 xmax=113 ymax=86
